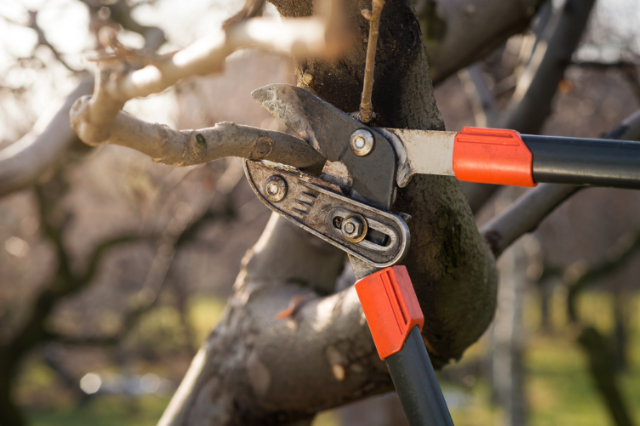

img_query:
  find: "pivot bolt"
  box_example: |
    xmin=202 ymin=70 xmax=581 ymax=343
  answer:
xmin=341 ymin=213 xmax=368 ymax=243
xmin=350 ymin=129 xmax=374 ymax=156
xmin=264 ymin=176 xmax=287 ymax=202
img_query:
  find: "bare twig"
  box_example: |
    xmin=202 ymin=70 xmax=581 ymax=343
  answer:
xmin=566 ymin=232 xmax=640 ymax=323
xmin=27 ymin=11 xmax=80 ymax=73
xmin=359 ymin=0 xmax=385 ymax=124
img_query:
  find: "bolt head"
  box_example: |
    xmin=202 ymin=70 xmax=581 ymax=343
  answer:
xmin=264 ymin=176 xmax=287 ymax=202
xmin=341 ymin=214 xmax=367 ymax=243
xmin=350 ymin=130 xmax=374 ymax=156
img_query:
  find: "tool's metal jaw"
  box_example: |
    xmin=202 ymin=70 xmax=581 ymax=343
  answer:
xmin=247 ymin=83 xmax=410 ymax=270
xmin=244 ymin=160 xmax=409 ymax=268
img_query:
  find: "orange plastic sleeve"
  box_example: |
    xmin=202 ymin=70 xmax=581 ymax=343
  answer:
xmin=355 ymin=266 xmax=424 ymax=360
xmin=453 ymin=126 xmax=536 ymax=187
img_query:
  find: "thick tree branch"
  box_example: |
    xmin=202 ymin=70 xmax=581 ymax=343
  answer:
xmin=0 ymin=79 xmax=94 ymax=197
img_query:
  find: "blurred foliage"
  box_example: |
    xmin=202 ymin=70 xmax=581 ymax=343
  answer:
xmin=13 ymin=290 xmax=640 ymax=425
xmin=448 ymin=291 xmax=640 ymax=426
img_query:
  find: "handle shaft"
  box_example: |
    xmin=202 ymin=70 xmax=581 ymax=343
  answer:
xmin=354 ymin=266 xmax=455 ymax=426
xmin=523 ymin=134 xmax=640 ymax=189
xmin=386 ymin=327 xmax=455 ymax=426
xmin=452 ymin=127 xmax=640 ymax=189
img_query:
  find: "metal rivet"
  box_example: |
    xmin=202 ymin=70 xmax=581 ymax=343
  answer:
xmin=264 ymin=176 xmax=287 ymax=202
xmin=350 ymin=130 xmax=374 ymax=156
xmin=341 ymin=213 xmax=368 ymax=243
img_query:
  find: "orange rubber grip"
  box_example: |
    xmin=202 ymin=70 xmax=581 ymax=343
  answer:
xmin=453 ymin=126 xmax=536 ymax=187
xmin=355 ymin=266 xmax=424 ymax=360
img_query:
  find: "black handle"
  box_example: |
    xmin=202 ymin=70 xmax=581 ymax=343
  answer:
xmin=386 ymin=326 xmax=455 ymax=426
xmin=522 ymin=134 xmax=640 ymax=189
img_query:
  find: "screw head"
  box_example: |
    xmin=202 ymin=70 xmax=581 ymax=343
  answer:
xmin=350 ymin=130 xmax=374 ymax=156
xmin=341 ymin=213 xmax=368 ymax=243
xmin=264 ymin=176 xmax=287 ymax=202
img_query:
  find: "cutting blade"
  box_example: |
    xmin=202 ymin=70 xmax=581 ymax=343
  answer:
xmin=252 ymin=84 xmax=398 ymax=210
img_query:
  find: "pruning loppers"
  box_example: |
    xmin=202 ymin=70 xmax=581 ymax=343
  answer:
xmin=244 ymin=84 xmax=640 ymax=426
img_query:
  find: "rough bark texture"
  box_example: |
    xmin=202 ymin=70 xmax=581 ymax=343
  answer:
xmin=159 ymin=1 xmax=497 ymax=424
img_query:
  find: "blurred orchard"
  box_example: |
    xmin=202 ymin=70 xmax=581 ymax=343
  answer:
xmin=1 ymin=0 xmax=640 ymax=425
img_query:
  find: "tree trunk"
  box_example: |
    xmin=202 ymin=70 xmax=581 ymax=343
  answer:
xmin=158 ymin=1 xmax=497 ymax=424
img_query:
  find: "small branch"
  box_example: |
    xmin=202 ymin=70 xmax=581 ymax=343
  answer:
xmin=480 ymin=184 xmax=581 ymax=257
xmin=69 ymin=109 xmax=326 ymax=172
xmin=27 ymin=11 xmax=79 ymax=73
xmin=604 ymin=110 xmax=640 ymax=141
xmin=81 ymin=235 xmax=148 ymax=284
xmin=359 ymin=0 xmax=385 ymax=124
xmin=223 ymin=0 xmax=266 ymax=29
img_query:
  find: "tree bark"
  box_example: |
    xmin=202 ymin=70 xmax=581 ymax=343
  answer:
xmin=159 ymin=1 xmax=497 ymax=424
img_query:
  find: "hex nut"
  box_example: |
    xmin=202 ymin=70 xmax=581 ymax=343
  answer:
xmin=264 ymin=176 xmax=287 ymax=202
xmin=350 ymin=129 xmax=374 ymax=156
xmin=341 ymin=213 xmax=368 ymax=243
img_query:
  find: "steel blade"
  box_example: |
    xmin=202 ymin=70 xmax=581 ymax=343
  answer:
xmin=252 ymin=84 xmax=397 ymax=209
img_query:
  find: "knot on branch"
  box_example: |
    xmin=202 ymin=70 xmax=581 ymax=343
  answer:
xmin=69 ymin=95 xmax=108 ymax=146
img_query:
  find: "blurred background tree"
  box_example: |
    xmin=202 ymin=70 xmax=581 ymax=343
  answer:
xmin=0 ymin=0 xmax=639 ymax=425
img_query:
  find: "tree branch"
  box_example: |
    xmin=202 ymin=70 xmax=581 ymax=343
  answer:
xmin=69 ymin=109 xmax=326 ymax=172
xmin=0 ymin=1 xmax=169 ymax=199
xmin=0 ymin=79 xmax=94 ymax=197
xmin=70 ymin=12 xmax=348 ymax=147
xmin=480 ymin=184 xmax=581 ymax=257
xmin=501 ymin=0 xmax=597 ymax=133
